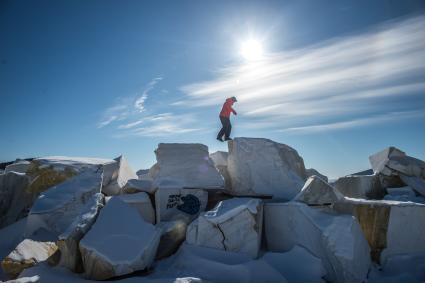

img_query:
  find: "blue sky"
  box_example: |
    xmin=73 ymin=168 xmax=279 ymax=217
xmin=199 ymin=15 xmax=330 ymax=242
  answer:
xmin=1 ymin=0 xmax=425 ymax=178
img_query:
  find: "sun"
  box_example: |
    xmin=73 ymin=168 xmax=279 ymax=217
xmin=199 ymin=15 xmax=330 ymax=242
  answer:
xmin=240 ymin=39 xmax=263 ymax=61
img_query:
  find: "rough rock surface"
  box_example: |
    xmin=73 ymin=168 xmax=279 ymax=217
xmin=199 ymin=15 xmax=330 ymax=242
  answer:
xmin=57 ymin=193 xmax=104 ymax=272
xmin=227 ymin=138 xmax=307 ymax=199
xmin=265 ymin=202 xmax=371 ymax=283
xmin=117 ymin=192 xmax=155 ymax=224
xmin=306 ymin=168 xmax=328 ymax=183
xmin=400 ymin=174 xmax=425 ymax=197
xmin=79 ymin=197 xmax=161 ymax=280
xmin=1 ymin=239 xmax=58 ymax=279
xmin=4 ymin=161 xmax=31 ymax=174
xmin=186 ymin=198 xmax=263 ymax=258
xmin=294 ymin=176 xmax=343 ymax=205
xmin=334 ymin=198 xmax=425 ymax=263
xmin=25 ymin=170 xmax=103 ymax=238
xmin=150 ymin=143 xmax=224 ymax=190
xmin=102 ymin=155 xmax=138 ymax=195
xmin=333 ymin=174 xmax=384 ymax=199
xmin=156 ymin=220 xmax=187 ymax=260
xmin=155 ymin=188 xmax=208 ymax=223
xmin=0 ymin=172 xmax=32 ymax=229
xmin=210 ymin=151 xmax=231 ymax=191
xmin=122 ymin=178 xmax=155 ymax=194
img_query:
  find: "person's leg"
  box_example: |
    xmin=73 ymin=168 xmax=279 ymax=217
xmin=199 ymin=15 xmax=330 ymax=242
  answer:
xmin=217 ymin=117 xmax=226 ymax=140
xmin=224 ymin=118 xmax=232 ymax=140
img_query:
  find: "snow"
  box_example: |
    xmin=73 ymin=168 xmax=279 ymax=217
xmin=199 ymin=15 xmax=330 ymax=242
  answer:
xmin=79 ymin=197 xmax=161 ymax=279
xmin=25 ymin=170 xmax=103 ymax=237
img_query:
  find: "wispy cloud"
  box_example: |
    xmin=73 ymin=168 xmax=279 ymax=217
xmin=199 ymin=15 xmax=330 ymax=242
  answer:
xmin=180 ymin=16 xmax=425 ymax=133
xmin=134 ymin=77 xmax=162 ymax=112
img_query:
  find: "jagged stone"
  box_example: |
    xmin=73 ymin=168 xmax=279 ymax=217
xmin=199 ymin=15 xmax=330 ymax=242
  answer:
xmin=186 ymin=198 xmax=263 ymax=258
xmin=227 ymin=138 xmax=307 ymax=199
xmin=333 ymin=174 xmax=384 ymax=199
xmin=57 ymin=193 xmax=104 ymax=272
xmin=265 ymin=202 xmax=371 ymax=283
xmin=306 ymin=168 xmax=328 ymax=183
xmin=79 ymin=197 xmax=161 ymax=280
xmin=1 ymin=239 xmax=58 ymax=279
xmin=102 ymin=155 xmax=138 ymax=195
xmin=4 ymin=161 xmax=31 ymax=174
xmin=334 ymin=198 xmax=425 ymax=263
xmin=150 ymin=143 xmax=224 ymax=190
xmin=25 ymin=170 xmax=103 ymax=238
xmin=156 ymin=220 xmax=187 ymax=260
xmin=0 ymin=172 xmax=32 ymax=229
xmin=117 ymin=192 xmax=155 ymax=224
xmin=155 ymin=188 xmax=208 ymax=223
xmin=294 ymin=176 xmax=343 ymax=205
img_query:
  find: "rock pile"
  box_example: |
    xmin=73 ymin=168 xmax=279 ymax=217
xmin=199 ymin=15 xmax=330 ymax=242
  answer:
xmin=1 ymin=139 xmax=425 ymax=283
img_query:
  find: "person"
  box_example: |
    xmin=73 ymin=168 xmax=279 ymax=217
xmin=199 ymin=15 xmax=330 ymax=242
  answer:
xmin=217 ymin=96 xmax=237 ymax=142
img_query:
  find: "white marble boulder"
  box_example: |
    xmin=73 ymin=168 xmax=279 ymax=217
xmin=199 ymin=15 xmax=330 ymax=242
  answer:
xmin=186 ymin=198 xmax=263 ymax=258
xmin=117 ymin=192 xmax=155 ymax=224
xmin=1 ymin=239 xmax=59 ymax=279
xmin=264 ymin=202 xmax=371 ymax=283
xmin=149 ymin=143 xmax=224 ymax=190
xmin=227 ymin=138 xmax=307 ymax=200
xmin=122 ymin=178 xmax=155 ymax=194
xmin=306 ymin=168 xmax=328 ymax=183
xmin=400 ymin=174 xmax=425 ymax=198
xmin=102 ymin=155 xmax=138 ymax=195
xmin=57 ymin=192 xmax=104 ymax=272
xmin=333 ymin=174 xmax=384 ymax=199
xmin=294 ymin=176 xmax=343 ymax=205
xmin=155 ymin=188 xmax=208 ymax=223
xmin=79 ymin=197 xmax=161 ymax=280
xmin=0 ymin=172 xmax=32 ymax=229
xmin=25 ymin=170 xmax=103 ymax=238
xmin=210 ymin=151 xmax=232 ymax=191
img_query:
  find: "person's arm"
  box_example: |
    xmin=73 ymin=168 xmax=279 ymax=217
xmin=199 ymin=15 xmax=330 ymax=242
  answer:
xmin=231 ymin=107 xmax=237 ymax=115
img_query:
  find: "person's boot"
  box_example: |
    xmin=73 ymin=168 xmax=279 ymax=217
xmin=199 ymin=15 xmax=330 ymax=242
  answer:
xmin=217 ymin=136 xmax=223 ymax=142
xmin=224 ymin=137 xmax=232 ymax=141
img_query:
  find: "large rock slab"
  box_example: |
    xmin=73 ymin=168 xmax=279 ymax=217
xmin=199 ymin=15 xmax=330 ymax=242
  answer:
xmin=25 ymin=170 xmax=103 ymax=238
xmin=265 ymin=202 xmax=371 ymax=283
xmin=1 ymin=239 xmax=58 ymax=279
xmin=102 ymin=155 xmax=138 ymax=195
xmin=0 ymin=172 xmax=32 ymax=229
xmin=79 ymin=197 xmax=161 ymax=280
xmin=117 ymin=192 xmax=155 ymax=224
xmin=333 ymin=174 xmax=384 ymax=199
xmin=122 ymin=178 xmax=155 ymax=194
xmin=400 ymin=174 xmax=425 ymax=197
xmin=294 ymin=176 xmax=343 ymax=205
xmin=150 ymin=143 xmax=224 ymax=190
xmin=227 ymin=138 xmax=307 ymax=199
xmin=155 ymin=188 xmax=208 ymax=223
xmin=334 ymin=198 xmax=425 ymax=263
xmin=369 ymin=147 xmax=425 ymax=178
xmin=57 ymin=193 xmax=104 ymax=272
xmin=186 ymin=198 xmax=263 ymax=258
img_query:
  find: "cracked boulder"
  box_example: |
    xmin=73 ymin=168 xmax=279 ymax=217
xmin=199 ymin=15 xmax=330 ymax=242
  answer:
xmin=1 ymin=239 xmax=59 ymax=279
xmin=57 ymin=192 xmax=104 ymax=272
xmin=294 ymin=175 xmax=343 ymax=205
xmin=186 ymin=198 xmax=263 ymax=258
xmin=265 ymin=202 xmax=371 ymax=283
xmin=155 ymin=188 xmax=208 ymax=223
xmin=149 ymin=143 xmax=224 ymax=190
xmin=227 ymin=138 xmax=307 ymax=200
xmin=25 ymin=169 xmax=103 ymax=238
xmin=79 ymin=197 xmax=161 ymax=280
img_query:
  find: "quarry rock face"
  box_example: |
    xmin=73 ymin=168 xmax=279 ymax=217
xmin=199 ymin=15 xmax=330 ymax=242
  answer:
xmin=0 ymin=172 xmax=32 ymax=229
xmin=186 ymin=198 xmax=263 ymax=258
xmin=1 ymin=239 xmax=59 ymax=279
xmin=265 ymin=202 xmax=371 ymax=283
xmin=79 ymin=197 xmax=161 ymax=280
xmin=150 ymin=143 xmax=224 ymax=190
xmin=57 ymin=192 xmax=104 ymax=272
xmin=155 ymin=187 xmax=208 ymax=223
xmin=25 ymin=170 xmax=103 ymax=238
xmin=227 ymin=138 xmax=307 ymax=199
xmin=294 ymin=175 xmax=343 ymax=205
xmin=117 ymin=192 xmax=155 ymax=224
xmin=334 ymin=198 xmax=425 ymax=263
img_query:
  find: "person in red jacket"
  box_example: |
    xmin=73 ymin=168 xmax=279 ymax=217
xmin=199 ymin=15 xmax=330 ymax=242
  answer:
xmin=217 ymin=96 xmax=237 ymax=142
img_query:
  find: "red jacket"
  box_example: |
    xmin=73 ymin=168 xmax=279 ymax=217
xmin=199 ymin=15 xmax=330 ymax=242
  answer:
xmin=220 ymin=98 xmax=237 ymax=118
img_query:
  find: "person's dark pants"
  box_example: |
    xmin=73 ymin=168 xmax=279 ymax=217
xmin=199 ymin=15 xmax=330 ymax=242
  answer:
xmin=217 ymin=116 xmax=231 ymax=140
